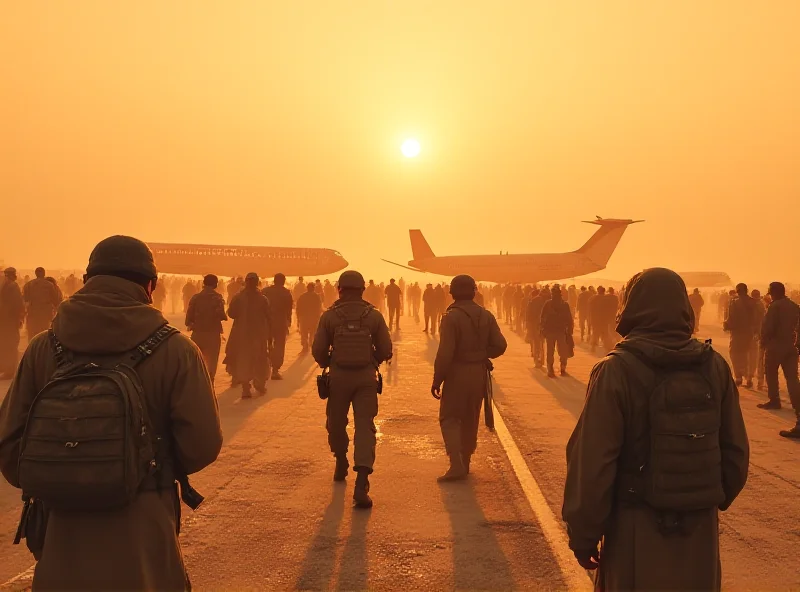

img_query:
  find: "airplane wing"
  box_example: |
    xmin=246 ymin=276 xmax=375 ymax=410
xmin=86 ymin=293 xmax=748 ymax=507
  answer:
xmin=381 ymin=259 xmax=424 ymax=272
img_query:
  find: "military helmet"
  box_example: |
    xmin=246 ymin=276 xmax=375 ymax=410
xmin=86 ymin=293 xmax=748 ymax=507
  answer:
xmin=338 ymin=270 xmax=366 ymax=290
xmin=86 ymin=236 xmax=157 ymax=279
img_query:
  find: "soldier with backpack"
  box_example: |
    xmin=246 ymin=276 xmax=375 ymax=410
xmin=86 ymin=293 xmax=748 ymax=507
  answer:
xmin=562 ymin=268 xmax=749 ymax=591
xmin=0 ymin=235 xmax=222 ymax=591
xmin=312 ymin=270 xmax=392 ymax=509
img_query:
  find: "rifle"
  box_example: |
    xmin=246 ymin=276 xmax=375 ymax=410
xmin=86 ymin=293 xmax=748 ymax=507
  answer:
xmin=483 ymin=360 xmax=495 ymax=431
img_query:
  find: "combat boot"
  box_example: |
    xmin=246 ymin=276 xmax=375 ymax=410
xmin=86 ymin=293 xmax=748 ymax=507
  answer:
xmin=560 ymin=366 xmax=569 ymax=377
xmin=353 ymin=469 xmax=373 ymax=508
xmin=241 ymin=383 xmax=252 ymax=399
xmin=333 ymin=455 xmax=349 ymax=482
xmin=547 ymin=367 xmax=557 ymax=378
xmin=438 ymin=454 xmax=468 ymax=482
xmin=272 ymin=370 xmax=283 ymax=380
xmin=779 ymin=420 xmax=800 ymax=439
xmin=758 ymin=399 xmax=782 ymax=410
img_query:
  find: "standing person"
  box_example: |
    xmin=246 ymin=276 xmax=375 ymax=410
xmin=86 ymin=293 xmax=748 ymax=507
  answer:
xmin=432 ymin=275 xmax=506 ymax=480
xmin=590 ymin=287 xmax=609 ymax=354
xmin=526 ymin=288 xmax=546 ymax=368
xmin=323 ymin=279 xmax=336 ymax=308
xmin=185 ymin=274 xmax=228 ymax=383
xmin=562 ymin=268 xmax=749 ymax=591
xmin=567 ymin=285 xmax=578 ymax=319
xmin=724 ymin=283 xmax=755 ymax=386
xmin=384 ymin=278 xmax=402 ymax=331
xmin=422 ymin=283 xmax=435 ymax=334
xmin=227 ymin=276 xmax=242 ymax=305
xmin=540 ymin=285 xmax=574 ymax=378
xmin=757 ymin=283 xmax=800 ymax=436
xmin=152 ymin=276 xmax=167 ymax=311
xmin=262 ymin=273 xmax=293 ymax=380
xmin=434 ymin=284 xmax=447 ymax=331
xmin=717 ymin=290 xmax=730 ymax=322
xmin=0 ymin=268 xmax=25 ymax=379
xmin=64 ymin=273 xmax=78 ymax=297
xmin=181 ymin=279 xmax=197 ymax=313
xmin=312 ymin=271 xmax=392 ymax=508
xmin=226 ymin=273 xmax=271 ymax=398
xmin=0 ymin=236 xmax=222 ymax=591
xmin=688 ymin=288 xmax=705 ymax=333
xmin=398 ymin=277 xmax=406 ymax=315
xmin=296 ymin=282 xmax=322 ymax=351
xmin=22 ymin=267 xmax=61 ymax=340
xmin=748 ymin=289 xmax=766 ymax=390
xmin=576 ymin=286 xmax=590 ymax=342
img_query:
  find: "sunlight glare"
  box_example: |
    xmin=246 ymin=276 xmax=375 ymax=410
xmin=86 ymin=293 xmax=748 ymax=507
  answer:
xmin=401 ymin=138 xmax=421 ymax=158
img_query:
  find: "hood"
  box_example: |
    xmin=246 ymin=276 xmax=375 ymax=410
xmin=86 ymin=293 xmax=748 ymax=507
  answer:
xmin=52 ymin=275 xmax=167 ymax=354
xmin=615 ymin=268 xmax=709 ymax=366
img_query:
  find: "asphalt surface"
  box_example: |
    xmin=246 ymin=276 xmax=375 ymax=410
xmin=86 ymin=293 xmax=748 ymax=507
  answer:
xmin=0 ymin=309 xmax=798 ymax=590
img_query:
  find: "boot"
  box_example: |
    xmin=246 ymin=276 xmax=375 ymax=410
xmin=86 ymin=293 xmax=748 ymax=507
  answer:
xmin=241 ymin=383 xmax=252 ymax=399
xmin=779 ymin=422 xmax=800 ymax=439
xmin=254 ymin=382 xmax=267 ymax=396
xmin=745 ymin=379 xmax=754 ymax=389
xmin=353 ymin=470 xmax=373 ymax=508
xmin=547 ymin=368 xmax=557 ymax=378
xmin=758 ymin=399 xmax=782 ymax=410
xmin=438 ymin=454 xmax=468 ymax=482
xmin=271 ymin=370 xmax=283 ymax=380
xmin=560 ymin=366 xmax=569 ymax=377
xmin=333 ymin=455 xmax=349 ymax=482
xmin=463 ymin=453 xmax=472 ymax=474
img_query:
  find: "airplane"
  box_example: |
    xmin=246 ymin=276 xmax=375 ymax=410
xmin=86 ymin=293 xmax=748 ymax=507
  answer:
xmin=677 ymin=271 xmax=732 ymax=288
xmin=146 ymin=242 xmax=348 ymax=278
xmin=382 ymin=217 xmax=643 ymax=284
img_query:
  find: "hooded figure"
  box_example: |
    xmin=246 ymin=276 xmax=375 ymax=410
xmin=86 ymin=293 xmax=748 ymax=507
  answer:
xmin=0 ymin=236 xmax=222 ymax=591
xmin=0 ymin=268 xmax=25 ymax=378
xmin=563 ymin=268 xmax=749 ymax=591
xmin=225 ymin=273 xmax=271 ymax=397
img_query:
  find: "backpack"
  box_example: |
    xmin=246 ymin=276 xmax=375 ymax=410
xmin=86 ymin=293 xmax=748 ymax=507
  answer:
xmin=17 ymin=324 xmax=179 ymax=512
xmin=612 ymin=348 xmax=726 ymax=516
xmin=331 ymin=304 xmax=374 ymax=369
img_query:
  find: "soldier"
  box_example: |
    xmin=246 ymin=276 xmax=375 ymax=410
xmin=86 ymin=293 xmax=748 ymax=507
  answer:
xmin=0 ymin=236 xmax=222 ymax=590
xmin=540 ymin=285 xmax=574 ymax=377
xmin=422 ymin=283 xmax=435 ymax=334
xmin=432 ymin=275 xmax=506 ymax=481
xmin=323 ymin=279 xmax=337 ymax=308
xmin=724 ymin=283 xmax=755 ymax=386
xmin=296 ymin=282 xmax=322 ymax=351
xmin=718 ymin=289 xmax=730 ymax=322
xmin=384 ymin=278 xmax=402 ymax=331
xmin=22 ymin=267 xmax=61 ymax=340
xmin=563 ymin=268 xmax=748 ymax=591
xmin=434 ymin=284 xmax=446 ymax=330
xmin=577 ymin=286 xmax=590 ymax=341
xmin=262 ymin=273 xmax=293 ymax=380
xmin=0 ymin=268 xmax=25 ymax=379
xmin=757 ymin=283 xmax=800 ymax=437
xmin=312 ymin=271 xmax=392 ymax=508
xmin=526 ymin=288 xmax=546 ymax=368
xmin=185 ymin=274 xmax=228 ymax=382
xmin=688 ymin=288 xmax=704 ymax=333
xmin=226 ymin=273 xmax=271 ymax=398
xmin=749 ymin=289 xmax=766 ymax=390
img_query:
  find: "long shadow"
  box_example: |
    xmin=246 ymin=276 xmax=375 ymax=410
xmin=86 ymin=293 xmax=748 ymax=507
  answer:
xmin=296 ymin=485 xmax=347 ymax=590
xmin=524 ymin=368 xmax=588 ymax=420
xmin=214 ymin=349 xmax=317 ymax=443
xmin=334 ymin=507 xmax=371 ymax=591
xmin=440 ymin=481 xmax=514 ymax=589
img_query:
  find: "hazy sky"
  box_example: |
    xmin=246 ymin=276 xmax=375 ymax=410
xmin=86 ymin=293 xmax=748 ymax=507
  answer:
xmin=2 ymin=1 xmax=798 ymax=282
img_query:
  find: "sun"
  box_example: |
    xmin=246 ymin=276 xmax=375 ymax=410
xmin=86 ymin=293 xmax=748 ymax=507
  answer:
xmin=401 ymin=138 xmax=421 ymax=158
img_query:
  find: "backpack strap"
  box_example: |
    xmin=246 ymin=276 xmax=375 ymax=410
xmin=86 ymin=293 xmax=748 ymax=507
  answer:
xmin=128 ymin=324 xmax=180 ymax=367
xmin=48 ymin=329 xmax=70 ymax=369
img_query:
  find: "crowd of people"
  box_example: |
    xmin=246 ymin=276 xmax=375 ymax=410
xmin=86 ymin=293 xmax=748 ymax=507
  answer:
xmin=0 ymin=239 xmax=799 ymax=590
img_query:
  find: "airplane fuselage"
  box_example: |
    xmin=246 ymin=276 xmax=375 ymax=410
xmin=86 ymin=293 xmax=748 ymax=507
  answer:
xmin=409 ymin=252 xmax=603 ymax=284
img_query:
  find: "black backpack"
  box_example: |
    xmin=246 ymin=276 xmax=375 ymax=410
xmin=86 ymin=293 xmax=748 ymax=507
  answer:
xmin=17 ymin=325 xmax=178 ymax=512
xmin=612 ymin=347 xmax=726 ymax=516
xmin=330 ymin=304 xmax=375 ymax=369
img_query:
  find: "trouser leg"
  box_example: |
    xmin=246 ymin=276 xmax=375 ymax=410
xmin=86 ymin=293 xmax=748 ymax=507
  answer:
xmin=747 ymin=338 xmax=759 ymax=380
xmin=191 ymin=332 xmax=221 ymax=382
xmin=546 ymin=336 xmax=556 ymax=372
xmin=533 ymin=335 xmax=544 ymax=366
xmin=326 ymin=388 xmax=352 ymax=459
xmin=781 ymin=350 xmax=800 ymax=417
xmin=730 ymin=334 xmax=749 ymax=380
xmin=556 ymin=334 xmax=568 ymax=370
xmin=352 ymin=383 xmax=379 ymax=471
xmin=271 ymin=331 xmax=287 ymax=371
xmin=765 ymin=348 xmax=781 ymax=402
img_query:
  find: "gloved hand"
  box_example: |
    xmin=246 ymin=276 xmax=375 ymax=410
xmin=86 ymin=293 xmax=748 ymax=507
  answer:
xmin=574 ymin=547 xmax=600 ymax=570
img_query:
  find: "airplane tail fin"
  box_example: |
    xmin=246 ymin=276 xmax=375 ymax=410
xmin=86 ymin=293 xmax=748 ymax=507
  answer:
xmin=409 ymin=230 xmax=435 ymax=261
xmin=576 ymin=218 xmax=643 ymax=269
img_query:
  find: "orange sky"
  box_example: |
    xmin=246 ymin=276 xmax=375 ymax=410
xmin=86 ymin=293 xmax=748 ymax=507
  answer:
xmin=1 ymin=1 xmax=798 ymax=283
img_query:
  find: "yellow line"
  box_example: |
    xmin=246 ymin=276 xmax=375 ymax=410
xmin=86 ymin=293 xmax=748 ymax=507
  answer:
xmin=492 ymin=401 xmax=593 ymax=591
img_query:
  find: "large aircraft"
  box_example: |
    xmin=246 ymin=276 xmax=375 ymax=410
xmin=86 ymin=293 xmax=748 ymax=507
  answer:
xmin=146 ymin=243 xmax=348 ymax=278
xmin=382 ymin=217 xmax=642 ymax=284
xmin=678 ymin=271 xmax=732 ymax=288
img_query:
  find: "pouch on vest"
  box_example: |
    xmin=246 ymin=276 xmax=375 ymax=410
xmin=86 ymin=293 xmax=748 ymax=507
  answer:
xmin=331 ymin=305 xmax=374 ymax=369
xmin=612 ymin=348 xmax=726 ymax=515
xmin=17 ymin=324 xmax=178 ymax=512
